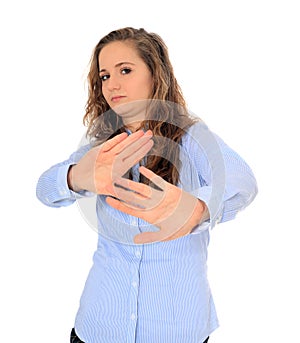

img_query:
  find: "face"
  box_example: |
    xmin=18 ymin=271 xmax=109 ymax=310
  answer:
xmin=98 ymin=41 xmax=153 ymax=129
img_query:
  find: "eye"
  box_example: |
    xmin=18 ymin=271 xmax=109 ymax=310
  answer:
xmin=121 ymin=68 xmax=132 ymax=75
xmin=100 ymin=74 xmax=110 ymax=82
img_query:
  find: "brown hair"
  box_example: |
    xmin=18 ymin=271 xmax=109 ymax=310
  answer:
xmin=83 ymin=27 xmax=198 ymax=185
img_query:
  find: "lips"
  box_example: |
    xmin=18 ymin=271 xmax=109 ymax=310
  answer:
xmin=111 ymin=95 xmax=126 ymax=102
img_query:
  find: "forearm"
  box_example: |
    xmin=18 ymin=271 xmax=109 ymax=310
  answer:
xmin=182 ymin=122 xmax=258 ymax=228
xmin=179 ymin=199 xmax=209 ymax=233
xmin=36 ymin=144 xmax=92 ymax=207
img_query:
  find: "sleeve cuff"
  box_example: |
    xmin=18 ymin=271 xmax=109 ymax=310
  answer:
xmin=190 ymin=186 xmax=224 ymax=230
xmin=54 ymin=164 xmax=94 ymax=202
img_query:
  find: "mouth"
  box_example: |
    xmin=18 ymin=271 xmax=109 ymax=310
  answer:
xmin=111 ymin=95 xmax=126 ymax=103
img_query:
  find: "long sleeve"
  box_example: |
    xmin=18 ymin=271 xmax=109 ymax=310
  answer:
xmin=36 ymin=144 xmax=93 ymax=207
xmin=181 ymin=121 xmax=258 ymax=229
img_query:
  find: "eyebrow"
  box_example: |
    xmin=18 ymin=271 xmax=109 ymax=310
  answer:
xmin=99 ymin=62 xmax=136 ymax=73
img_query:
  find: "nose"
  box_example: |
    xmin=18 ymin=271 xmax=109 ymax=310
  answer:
xmin=106 ymin=74 xmax=121 ymax=91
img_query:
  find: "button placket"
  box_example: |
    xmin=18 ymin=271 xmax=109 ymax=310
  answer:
xmin=126 ymin=163 xmax=143 ymax=342
xmin=126 ymin=246 xmax=143 ymax=343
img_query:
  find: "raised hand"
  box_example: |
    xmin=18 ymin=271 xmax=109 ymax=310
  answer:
xmin=68 ymin=130 xmax=153 ymax=196
xmin=106 ymin=166 xmax=209 ymax=243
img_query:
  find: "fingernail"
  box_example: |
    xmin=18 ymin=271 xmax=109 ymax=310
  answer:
xmin=134 ymin=236 xmax=142 ymax=244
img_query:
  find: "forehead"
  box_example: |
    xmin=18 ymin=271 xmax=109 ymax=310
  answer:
xmin=98 ymin=41 xmax=141 ymax=68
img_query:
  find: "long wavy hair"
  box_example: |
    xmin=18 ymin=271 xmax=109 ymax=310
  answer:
xmin=83 ymin=27 xmax=198 ymax=185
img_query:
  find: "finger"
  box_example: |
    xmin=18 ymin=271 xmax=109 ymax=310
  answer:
xmin=139 ymin=166 xmax=166 ymax=191
xmin=117 ymin=130 xmax=153 ymax=160
xmin=112 ymin=186 xmax=148 ymax=208
xmin=134 ymin=225 xmax=188 ymax=244
xmin=134 ymin=231 xmax=169 ymax=244
xmin=111 ymin=130 xmax=152 ymax=155
xmin=101 ymin=132 xmax=129 ymax=152
xmin=106 ymin=196 xmax=146 ymax=215
xmin=120 ymin=139 xmax=154 ymax=169
xmin=114 ymin=178 xmax=153 ymax=198
xmin=114 ymin=177 xmax=166 ymax=212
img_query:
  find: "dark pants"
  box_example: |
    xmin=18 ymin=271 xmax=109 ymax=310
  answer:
xmin=71 ymin=328 xmax=209 ymax=342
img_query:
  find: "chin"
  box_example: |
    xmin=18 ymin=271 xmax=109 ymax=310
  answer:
xmin=110 ymin=100 xmax=149 ymax=126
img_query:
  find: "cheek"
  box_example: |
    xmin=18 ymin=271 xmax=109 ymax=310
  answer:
xmin=139 ymin=76 xmax=153 ymax=98
xmin=101 ymin=85 xmax=110 ymax=102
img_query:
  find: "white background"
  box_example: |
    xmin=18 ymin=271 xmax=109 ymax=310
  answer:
xmin=1 ymin=0 xmax=299 ymax=342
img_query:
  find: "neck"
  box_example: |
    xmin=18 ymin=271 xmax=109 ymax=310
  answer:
xmin=113 ymin=99 xmax=149 ymax=133
xmin=124 ymin=121 xmax=142 ymax=133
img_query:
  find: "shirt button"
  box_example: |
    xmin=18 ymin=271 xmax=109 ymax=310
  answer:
xmin=216 ymin=215 xmax=222 ymax=224
xmin=131 ymin=217 xmax=138 ymax=225
xmin=132 ymin=281 xmax=138 ymax=288
xmin=130 ymin=313 xmax=136 ymax=320
xmin=135 ymin=250 xmax=141 ymax=258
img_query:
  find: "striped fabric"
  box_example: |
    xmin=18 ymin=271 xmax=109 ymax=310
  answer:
xmin=36 ymin=122 xmax=257 ymax=342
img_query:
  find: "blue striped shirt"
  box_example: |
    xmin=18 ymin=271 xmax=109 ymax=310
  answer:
xmin=36 ymin=121 xmax=257 ymax=342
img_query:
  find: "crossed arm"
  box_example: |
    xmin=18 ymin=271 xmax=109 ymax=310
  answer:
xmin=67 ymin=130 xmax=209 ymax=243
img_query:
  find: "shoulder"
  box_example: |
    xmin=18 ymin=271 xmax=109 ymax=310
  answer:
xmin=181 ymin=120 xmax=211 ymax=149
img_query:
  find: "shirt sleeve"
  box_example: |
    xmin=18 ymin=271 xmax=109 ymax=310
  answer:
xmin=181 ymin=121 xmax=258 ymax=229
xmin=36 ymin=144 xmax=94 ymax=207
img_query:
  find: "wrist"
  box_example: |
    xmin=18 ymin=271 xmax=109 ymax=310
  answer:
xmin=67 ymin=165 xmax=81 ymax=192
xmin=198 ymin=200 xmax=210 ymax=223
xmin=184 ymin=199 xmax=209 ymax=231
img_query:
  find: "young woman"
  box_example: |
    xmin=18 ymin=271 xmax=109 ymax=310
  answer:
xmin=36 ymin=27 xmax=258 ymax=343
